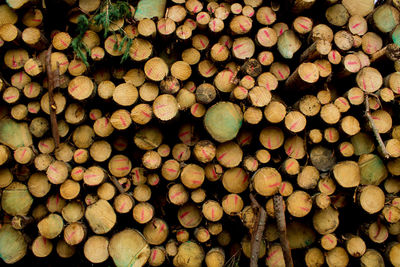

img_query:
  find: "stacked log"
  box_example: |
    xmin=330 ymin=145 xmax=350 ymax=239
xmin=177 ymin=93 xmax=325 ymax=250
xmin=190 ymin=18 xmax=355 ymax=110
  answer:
xmin=1 ymin=0 xmax=400 ymax=266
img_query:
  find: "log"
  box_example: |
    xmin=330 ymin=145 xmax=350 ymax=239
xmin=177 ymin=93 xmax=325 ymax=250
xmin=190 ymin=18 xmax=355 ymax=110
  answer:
xmin=109 ymin=229 xmax=150 ymax=267
xmin=277 ymin=30 xmax=301 ymax=59
xmin=84 ymin=235 xmax=109 ymax=264
xmin=0 ymin=224 xmax=27 ymax=263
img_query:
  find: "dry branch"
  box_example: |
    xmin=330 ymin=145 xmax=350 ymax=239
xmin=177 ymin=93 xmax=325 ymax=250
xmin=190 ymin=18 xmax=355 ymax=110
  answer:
xmin=365 ymin=95 xmax=390 ymax=159
xmin=249 ymin=193 xmax=267 ymax=267
xmin=273 ymin=194 xmax=294 ymax=267
xmin=45 ymin=45 xmax=60 ymax=148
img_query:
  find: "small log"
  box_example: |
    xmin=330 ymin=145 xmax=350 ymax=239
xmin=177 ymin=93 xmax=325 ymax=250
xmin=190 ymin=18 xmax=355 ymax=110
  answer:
xmin=361 ymin=249 xmax=385 ymax=267
xmin=108 ymin=229 xmax=150 ymax=267
xmin=37 ymin=213 xmax=64 ymax=239
xmin=84 ymin=235 xmax=109 ymax=264
xmin=326 ymin=247 xmax=349 ymax=267
xmin=291 ymin=0 xmax=316 ymax=14
xmin=325 ymin=4 xmax=349 ymax=27
xmin=0 ymin=224 xmax=27 ymax=264
xmin=85 ymin=199 xmax=116 ymax=234
xmin=285 ymin=62 xmax=319 ymax=91
xmin=277 ymin=30 xmax=301 ymax=59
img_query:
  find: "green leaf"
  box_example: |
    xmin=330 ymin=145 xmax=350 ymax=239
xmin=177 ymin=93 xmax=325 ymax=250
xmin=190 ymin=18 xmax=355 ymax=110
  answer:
xmin=120 ymin=38 xmax=132 ymax=63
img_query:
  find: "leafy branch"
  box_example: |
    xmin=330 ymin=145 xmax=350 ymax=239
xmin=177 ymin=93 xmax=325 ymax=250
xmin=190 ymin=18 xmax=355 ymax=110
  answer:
xmin=71 ymin=0 xmax=134 ymax=66
xmin=71 ymin=15 xmax=91 ymax=66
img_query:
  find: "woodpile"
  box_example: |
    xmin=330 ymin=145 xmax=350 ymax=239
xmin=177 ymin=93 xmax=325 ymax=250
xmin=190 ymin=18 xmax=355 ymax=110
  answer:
xmin=2 ymin=0 xmax=400 ymax=266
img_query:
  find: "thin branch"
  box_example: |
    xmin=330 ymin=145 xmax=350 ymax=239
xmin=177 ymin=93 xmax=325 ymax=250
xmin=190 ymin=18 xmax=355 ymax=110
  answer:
xmin=273 ymin=195 xmax=294 ymax=267
xmin=365 ymin=95 xmax=390 ymax=159
xmin=224 ymin=249 xmax=241 ymax=267
xmin=45 ymin=45 xmax=60 ymax=148
xmin=109 ymin=175 xmax=126 ymax=194
xmin=249 ymin=193 xmax=267 ymax=267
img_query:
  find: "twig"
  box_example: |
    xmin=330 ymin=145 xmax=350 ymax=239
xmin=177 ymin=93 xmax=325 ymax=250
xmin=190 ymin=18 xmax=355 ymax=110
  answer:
xmin=273 ymin=195 xmax=294 ymax=267
xmin=249 ymin=193 xmax=267 ymax=267
xmin=109 ymin=175 xmax=126 ymax=194
xmin=224 ymin=249 xmax=241 ymax=267
xmin=365 ymin=95 xmax=390 ymax=159
xmin=45 ymin=45 xmax=60 ymax=148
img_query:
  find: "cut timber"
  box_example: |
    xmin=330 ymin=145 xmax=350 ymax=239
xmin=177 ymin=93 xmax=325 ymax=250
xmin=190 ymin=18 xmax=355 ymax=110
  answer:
xmin=300 ymin=40 xmax=331 ymax=62
xmin=32 ymin=236 xmax=53 ymax=258
xmin=144 ymin=57 xmax=169 ymax=82
xmin=312 ymin=206 xmax=339 ymax=235
xmin=37 ymin=213 xmax=64 ymax=239
xmin=361 ymin=249 xmax=384 ymax=267
xmin=373 ymin=5 xmax=400 ymax=33
xmin=326 ymin=247 xmax=349 ymax=267
xmin=334 ymin=30 xmax=353 ymax=51
xmin=285 ymin=111 xmax=306 ymax=133
xmin=293 ymin=16 xmax=313 ymax=35
xmin=153 ymin=94 xmax=179 ymax=121
xmin=129 ymin=38 xmax=153 ymax=62
xmin=173 ymin=241 xmax=204 ymax=267
xmin=232 ymin=37 xmax=255 ymax=59
xmin=333 ymin=161 xmax=360 ymax=188
xmin=359 ymin=185 xmax=385 ymax=214
xmin=177 ymin=203 xmax=202 ymax=228
xmin=84 ymin=236 xmax=109 ymax=264
xmin=252 ymin=167 xmax=281 ymax=196
xmin=285 ymin=62 xmax=319 ymax=90
xmin=168 ymin=183 xmax=189 ymax=205
xmin=356 ymin=67 xmax=382 ymax=93
xmin=109 ymin=229 xmax=150 ymax=267
xmin=222 ymin=167 xmax=249 ymax=193
xmin=291 ymin=0 xmax=316 ymax=14
xmin=286 ymin=221 xmax=315 ymax=249
xmin=143 ymin=218 xmax=169 ymax=245
xmin=0 ymin=118 xmax=32 ymax=149
xmin=256 ymin=7 xmax=276 ymax=25
xmin=68 ymin=76 xmax=94 ymax=101
xmin=230 ymin=15 xmax=252 ymax=34
xmin=0 ymin=224 xmax=27 ymax=264
xmin=287 ymin=191 xmax=312 ymax=217
xmin=1 ymin=182 xmax=33 ymax=216
xmin=326 ymin=4 xmax=349 ymax=27
xmin=321 ymin=234 xmax=337 ymax=250
xmin=85 ymin=199 xmax=116 ymax=234
xmin=215 ymin=141 xmax=243 ymax=168
xmin=264 ymin=101 xmax=286 ymax=123
xmin=277 ymin=30 xmax=301 ymax=59
xmin=181 ymin=164 xmax=205 ymax=189
xmin=297 ymin=166 xmax=319 ymax=189
xmin=205 ymin=248 xmax=225 ymax=267
xmin=202 ymin=200 xmax=223 ymax=222
xmin=132 ymin=202 xmax=154 ymax=224
xmin=148 ymin=247 xmax=166 ymax=266
xmin=304 ymin=248 xmax=324 ymax=267
xmin=255 ymin=27 xmax=277 ymax=48
xmin=362 ymin=32 xmax=382 ymax=55
xmin=342 ymin=0 xmax=374 ymax=17
xmin=351 ymin=132 xmax=375 ymax=155
xmin=62 ymin=201 xmax=84 ymax=223
xmin=346 ymin=235 xmax=366 ymax=257
xmin=204 ymin=102 xmax=243 ymax=143
xmin=64 ymin=222 xmax=86 ymax=245
xmin=358 ymin=154 xmax=387 ymax=185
